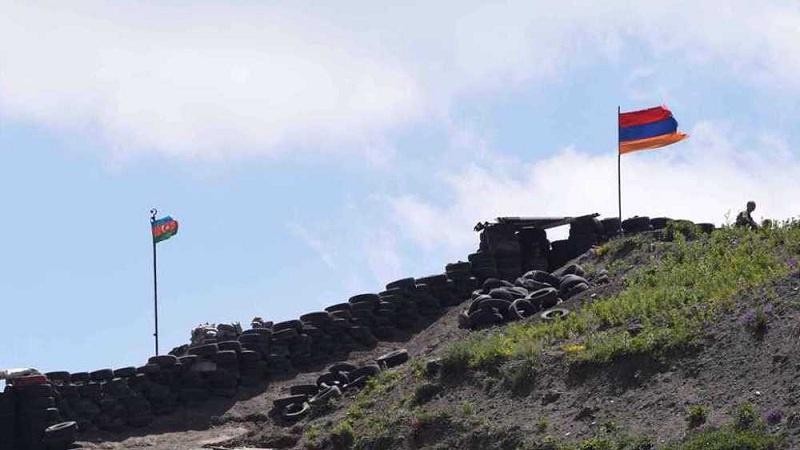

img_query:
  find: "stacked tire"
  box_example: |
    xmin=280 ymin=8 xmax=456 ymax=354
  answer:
xmin=600 ymin=218 xmax=622 ymax=239
xmin=567 ymin=217 xmax=603 ymax=258
xmin=494 ymin=240 xmax=523 ymax=281
xmin=0 ymin=390 xmax=16 ymax=450
xmin=11 ymin=376 xmax=64 ymax=450
xmin=445 ymin=262 xmax=478 ymax=301
xmin=461 ymin=267 xmax=588 ymax=330
xmin=517 ymin=227 xmax=549 ymax=273
xmin=622 ymin=216 xmax=651 ymax=234
xmin=468 ymin=252 xmax=498 ymax=282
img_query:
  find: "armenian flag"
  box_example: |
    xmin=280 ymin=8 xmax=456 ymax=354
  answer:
xmin=619 ymin=106 xmax=687 ymax=154
xmin=152 ymin=216 xmax=179 ymax=243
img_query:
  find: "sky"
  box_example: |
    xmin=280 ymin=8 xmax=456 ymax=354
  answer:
xmin=2 ymin=1 xmax=800 ymax=374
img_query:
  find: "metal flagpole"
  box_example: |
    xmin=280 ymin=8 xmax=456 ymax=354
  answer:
xmin=150 ymin=208 xmax=159 ymax=355
xmin=617 ymin=106 xmax=622 ymax=232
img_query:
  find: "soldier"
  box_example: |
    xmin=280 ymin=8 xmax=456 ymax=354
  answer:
xmin=735 ymin=201 xmax=759 ymax=230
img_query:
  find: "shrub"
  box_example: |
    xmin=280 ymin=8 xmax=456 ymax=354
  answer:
xmin=461 ymin=401 xmax=475 ymax=416
xmin=412 ymin=383 xmax=443 ymax=405
xmin=741 ymin=304 xmax=771 ymax=335
xmin=687 ymin=405 xmax=708 ymax=428
xmin=664 ymin=220 xmax=702 ymax=241
xmin=733 ymin=403 xmax=760 ymax=431
xmin=330 ymin=421 xmax=355 ymax=449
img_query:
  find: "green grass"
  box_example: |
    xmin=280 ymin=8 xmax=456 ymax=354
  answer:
xmin=666 ymin=426 xmax=782 ymax=450
xmin=687 ymin=404 xmax=709 ymax=428
xmin=443 ymin=224 xmax=800 ymax=374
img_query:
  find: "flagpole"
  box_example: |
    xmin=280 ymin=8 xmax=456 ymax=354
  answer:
xmin=617 ymin=106 xmax=622 ymax=232
xmin=150 ymin=208 xmax=159 ymax=355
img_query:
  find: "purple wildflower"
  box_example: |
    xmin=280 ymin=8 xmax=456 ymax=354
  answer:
xmin=765 ymin=408 xmax=783 ymax=425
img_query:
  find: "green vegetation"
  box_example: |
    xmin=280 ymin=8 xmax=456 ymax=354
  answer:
xmin=460 ymin=400 xmax=475 ymax=416
xmin=330 ymin=420 xmax=355 ymax=448
xmin=664 ymin=219 xmax=702 ymax=242
xmin=733 ymin=402 xmax=761 ymax=431
xmin=412 ymin=382 xmax=443 ymax=405
xmin=666 ymin=427 xmax=782 ymax=450
xmin=443 ymin=225 xmax=800 ymax=375
xmin=687 ymin=404 xmax=709 ymax=428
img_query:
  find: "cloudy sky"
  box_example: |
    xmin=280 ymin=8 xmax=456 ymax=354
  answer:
xmin=2 ymin=1 xmax=799 ymax=373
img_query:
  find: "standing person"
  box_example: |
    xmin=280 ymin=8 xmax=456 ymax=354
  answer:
xmin=735 ymin=201 xmax=759 ymax=230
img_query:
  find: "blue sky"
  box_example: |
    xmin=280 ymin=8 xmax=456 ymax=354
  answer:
xmin=2 ymin=1 xmax=800 ymax=374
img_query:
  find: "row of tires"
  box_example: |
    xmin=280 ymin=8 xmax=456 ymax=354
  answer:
xmin=459 ymin=265 xmax=589 ymax=330
xmin=272 ymin=350 xmax=410 ymax=423
xmin=1 ymin=376 xmax=79 ymax=450
xmin=7 ymin=267 xmax=478 ymax=443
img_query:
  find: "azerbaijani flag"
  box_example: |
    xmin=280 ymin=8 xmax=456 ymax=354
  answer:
xmin=619 ymin=106 xmax=687 ymax=154
xmin=152 ymin=216 xmax=179 ymax=243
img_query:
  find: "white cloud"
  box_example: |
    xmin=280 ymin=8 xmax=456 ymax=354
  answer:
xmin=2 ymin=1 xmax=800 ymax=160
xmin=390 ymin=121 xmax=800 ymax=256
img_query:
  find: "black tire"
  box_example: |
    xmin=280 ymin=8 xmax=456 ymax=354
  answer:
xmin=218 ymin=341 xmax=243 ymax=353
xmin=273 ymin=394 xmax=308 ymax=410
xmin=558 ymin=264 xmax=585 ymax=278
xmin=42 ymin=420 xmax=77 ymax=444
xmin=468 ymin=309 xmax=504 ymax=328
xmin=376 ymin=349 xmax=409 ymax=368
xmin=541 ymin=308 xmax=570 ymax=321
xmin=273 ymin=320 xmax=302 ymax=333
xmin=325 ymin=303 xmax=352 ymax=313
xmin=476 ymin=298 xmax=512 ymax=313
xmin=281 ymin=402 xmax=310 ymax=421
xmin=600 ymin=217 xmax=622 ymax=236
xmin=650 ymin=217 xmax=670 ymax=230
xmin=290 ymin=384 xmax=319 ymax=396
xmin=317 ymin=372 xmax=349 ymax=389
xmin=69 ymin=372 xmax=90 ymax=384
xmin=622 ymin=216 xmax=651 ymax=233
xmin=559 ymin=274 xmax=588 ymax=297
xmin=386 ymin=278 xmax=416 ymax=290
xmin=44 ymin=372 xmax=71 ymax=383
xmin=510 ymin=299 xmax=537 ymax=320
xmin=417 ymin=274 xmax=448 ymax=286
xmin=527 ymin=287 xmax=559 ymax=309
xmin=241 ymin=328 xmax=273 ymax=337
xmin=563 ymin=282 xmax=589 ymax=298
xmin=300 ymin=311 xmax=331 ymax=323
xmin=310 ymin=385 xmax=342 ymax=405
xmin=89 ymin=369 xmax=113 ymax=382
xmin=698 ymin=223 xmax=715 ymax=234
xmin=516 ymin=278 xmax=550 ymax=292
xmin=112 ymin=367 xmax=136 ymax=378
xmin=148 ymin=355 xmax=178 ymax=367
xmin=349 ymin=293 xmax=380 ymax=304
xmin=188 ymin=343 xmax=219 ymax=357
xmin=272 ymin=328 xmax=299 ymax=341
xmin=488 ymin=287 xmax=525 ymax=301
xmin=345 ymin=375 xmax=368 ymax=390
xmin=328 ymin=362 xmax=358 ymax=374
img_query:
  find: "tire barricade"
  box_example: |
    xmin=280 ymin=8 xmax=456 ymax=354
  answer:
xmin=1 ymin=215 xmax=715 ymax=447
xmin=274 ymin=350 xmax=408 ymax=423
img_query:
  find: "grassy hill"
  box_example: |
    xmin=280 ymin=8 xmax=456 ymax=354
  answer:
xmin=265 ymin=223 xmax=800 ymax=449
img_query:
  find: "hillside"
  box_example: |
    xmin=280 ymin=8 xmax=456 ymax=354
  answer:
xmin=61 ymin=221 xmax=800 ymax=450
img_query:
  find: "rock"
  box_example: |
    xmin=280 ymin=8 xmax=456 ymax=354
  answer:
xmin=542 ymin=390 xmax=562 ymax=405
xmin=425 ymin=358 xmax=442 ymax=378
xmin=627 ymin=323 xmax=644 ymax=336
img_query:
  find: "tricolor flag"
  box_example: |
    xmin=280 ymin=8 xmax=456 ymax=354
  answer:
xmin=619 ymin=106 xmax=687 ymax=154
xmin=152 ymin=216 xmax=179 ymax=243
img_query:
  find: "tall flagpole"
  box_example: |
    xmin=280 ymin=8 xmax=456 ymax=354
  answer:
xmin=150 ymin=208 xmax=159 ymax=355
xmin=617 ymin=106 xmax=622 ymax=232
